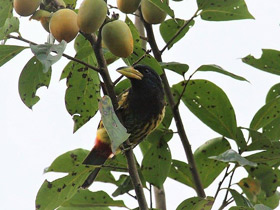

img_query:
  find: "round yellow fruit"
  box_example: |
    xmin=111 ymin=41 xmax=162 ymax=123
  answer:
xmin=13 ymin=0 xmax=41 ymax=17
xmin=49 ymin=9 xmax=79 ymax=43
xmin=117 ymin=0 xmax=141 ymax=14
xmin=77 ymin=0 xmax=107 ymax=34
xmin=102 ymin=20 xmax=133 ymax=58
xmin=141 ymin=0 xmax=167 ymax=24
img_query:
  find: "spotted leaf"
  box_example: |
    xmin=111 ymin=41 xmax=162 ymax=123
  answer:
xmin=176 ymin=196 xmax=214 ymax=210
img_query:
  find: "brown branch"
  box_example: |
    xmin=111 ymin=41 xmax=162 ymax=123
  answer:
xmin=214 ymin=165 xmax=230 ymax=200
xmin=124 ymin=149 xmax=149 ymax=210
xmin=141 ymin=11 xmax=206 ymax=198
xmin=7 ymin=34 xmax=100 ymax=73
xmin=81 ymin=30 xmax=148 ymax=209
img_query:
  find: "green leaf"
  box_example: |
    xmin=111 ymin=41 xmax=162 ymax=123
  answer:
xmin=58 ymin=207 xmax=109 ymax=210
xmin=238 ymin=177 xmax=261 ymax=203
xmin=0 ymin=45 xmax=27 ymax=67
xmin=63 ymin=0 xmax=77 ymax=9
xmin=245 ymin=150 xmax=280 ymax=166
xmin=257 ymin=191 xmax=280 ymax=209
xmin=124 ymin=16 xmax=162 ymax=75
xmin=266 ymin=83 xmax=280 ymax=103
xmin=149 ymin=0 xmax=174 ymax=18
xmin=0 ymin=0 xmax=13 ymax=27
xmin=176 ymin=196 xmax=214 ymax=210
xmin=254 ymin=204 xmax=273 ymax=210
xmin=172 ymin=79 xmax=238 ymax=139
xmin=114 ymin=79 xmax=131 ymax=96
xmin=160 ymin=62 xmax=189 ymax=76
xmin=236 ymin=127 xmax=248 ymax=152
xmin=112 ymin=175 xmax=134 ymax=197
xmin=36 ymin=165 xmax=94 ymax=210
xmin=229 ymin=189 xmax=253 ymax=207
xmin=263 ymin=117 xmax=280 ymax=142
xmin=197 ymin=0 xmax=254 ymax=21
xmin=168 ymin=159 xmax=193 ymax=188
xmin=18 ymin=56 xmax=51 ymax=109
xmin=141 ymin=139 xmax=171 ymax=188
xmin=74 ymin=34 xmax=91 ymax=52
xmin=30 ymin=41 xmax=67 ymax=73
xmin=65 ymin=47 xmax=100 ymax=132
xmin=250 ymin=97 xmax=280 ymax=130
xmin=194 ymin=137 xmax=231 ymax=188
xmin=210 ymin=149 xmax=257 ymax=167
xmin=229 ymin=207 xmax=253 ymax=210
xmin=45 ymin=149 xmax=89 ymax=173
xmin=245 ymin=165 xmax=278 ymax=197
xmin=0 ymin=17 xmax=19 ymax=41
xmin=99 ymin=96 xmax=130 ymax=154
xmin=59 ymin=190 xmax=127 ymax=208
xmin=160 ymin=18 xmax=194 ymax=49
xmin=242 ymin=49 xmax=280 ymax=76
xmin=197 ymin=64 xmax=248 ymax=82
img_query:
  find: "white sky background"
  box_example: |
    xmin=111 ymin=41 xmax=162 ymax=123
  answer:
xmin=1 ymin=0 xmax=280 ymax=209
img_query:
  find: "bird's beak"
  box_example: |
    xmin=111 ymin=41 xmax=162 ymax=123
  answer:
xmin=117 ymin=66 xmax=143 ymax=80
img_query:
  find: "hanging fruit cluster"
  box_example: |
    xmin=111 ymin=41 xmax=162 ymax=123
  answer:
xmin=12 ymin=0 xmax=168 ymax=58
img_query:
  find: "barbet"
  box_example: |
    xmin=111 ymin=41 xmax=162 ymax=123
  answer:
xmin=82 ymin=64 xmax=165 ymax=188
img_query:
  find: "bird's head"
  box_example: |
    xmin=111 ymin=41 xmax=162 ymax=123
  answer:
xmin=116 ymin=64 xmax=163 ymax=92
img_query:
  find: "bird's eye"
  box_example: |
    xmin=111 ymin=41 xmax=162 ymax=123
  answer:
xmin=145 ymin=69 xmax=150 ymax=73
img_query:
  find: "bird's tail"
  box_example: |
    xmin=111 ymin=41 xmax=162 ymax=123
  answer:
xmin=81 ymin=138 xmax=112 ymax=189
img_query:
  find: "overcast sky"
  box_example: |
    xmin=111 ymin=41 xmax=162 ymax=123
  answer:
xmin=1 ymin=0 xmax=280 ymax=209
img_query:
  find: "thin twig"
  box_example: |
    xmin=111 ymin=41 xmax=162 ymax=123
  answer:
xmin=149 ymin=184 xmax=153 ymax=209
xmin=7 ymin=34 xmax=100 ymax=73
xmin=214 ymin=165 xmax=230 ymax=200
xmin=140 ymin=10 xmax=206 ymax=198
xmin=160 ymin=9 xmax=199 ymax=54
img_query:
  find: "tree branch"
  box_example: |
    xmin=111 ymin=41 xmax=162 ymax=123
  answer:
xmin=141 ymin=11 xmax=206 ymax=198
xmin=7 ymin=34 xmax=100 ymax=73
xmin=82 ymin=30 xmax=148 ymax=209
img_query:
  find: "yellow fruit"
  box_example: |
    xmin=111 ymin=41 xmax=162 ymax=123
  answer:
xmin=117 ymin=0 xmax=141 ymax=14
xmin=102 ymin=20 xmax=133 ymax=58
xmin=77 ymin=0 xmax=107 ymax=34
xmin=13 ymin=0 xmax=41 ymax=17
xmin=49 ymin=9 xmax=79 ymax=43
xmin=141 ymin=0 xmax=167 ymax=24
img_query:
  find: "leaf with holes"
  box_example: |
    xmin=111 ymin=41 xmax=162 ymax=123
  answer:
xmin=172 ymin=79 xmax=238 ymax=139
xmin=0 ymin=45 xmax=27 ymax=67
xmin=250 ymin=97 xmax=280 ymax=131
xmin=149 ymin=0 xmax=174 ymax=18
xmin=160 ymin=62 xmax=189 ymax=76
xmin=18 ymin=56 xmax=51 ymax=109
xmin=197 ymin=64 xmax=248 ymax=82
xmin=30 ymin=41 xmax=67 ymax=73
xmin=210 ymin=149 xmax=257 ymax=167
xmin=65 ymin=46 xmax=100 ymax=132
xmin=194 ymin=137 xmax=231 ymax=188
xmin=197 ymin=0 xmax=254 ymax=21
xmin=58 ymin=190 xmax=127 ymax=208
xmin=0 ymin=0 xmax=13 ymax=27
xmin=176 ymin=196 xmax=214 ymax=210
xmin=266 ymin=83 xmax=280 ymax=103
xmin=99 ymin=96 xmax=130 ymax=154
xmin=124 ymin=16 xmax=162 ymax=75
xmin=242 ymin=49 xmax=280 ymax=76
xmin=141 ymin=139 xmax=171 ymax=188
xmin=160 ymin=18 xmax=194 ymax=50
xmin=0 ymin=17 xmax=19 ymax=41
xmin=168 ymin=159 xmax=194 ymax=188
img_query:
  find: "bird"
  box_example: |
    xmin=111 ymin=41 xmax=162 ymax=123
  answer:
xmin=81 ymin=64 xmax=165 ymax=189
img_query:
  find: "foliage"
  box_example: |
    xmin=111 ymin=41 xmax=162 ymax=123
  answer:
xmin=1 ymin=0 xmax=280 ymax=209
